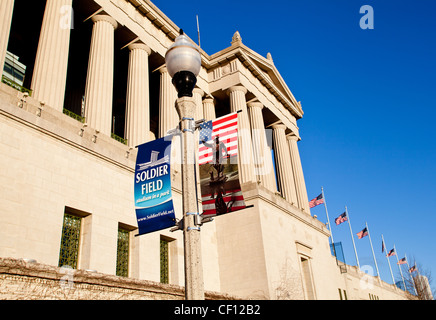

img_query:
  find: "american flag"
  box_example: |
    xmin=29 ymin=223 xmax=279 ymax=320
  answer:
xmin=335 ymin=212 xmax=348 ymax=225
xmin=397 ymin=257 xmax=407 ymax=265
xmin=308 ymin=194 xmax=324 ymax=208
xmin=356 ymin=227 xmax=368 ymax=239
xmin=198 ymin=113 xmax=238 ymax=165
xmin=386 ymin=248 xmax=396 ymax=257
xmin=382 ymin=241 xmax=385 ymax=253
xmin=201 ymin=189 xmax=246 ymax=216
xmin=199 ymin=112 xmax=246 ymax=216
xmin=409 ymin=265 xmax=417 ymax=273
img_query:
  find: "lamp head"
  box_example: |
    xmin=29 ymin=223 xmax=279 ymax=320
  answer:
xmin=165 ymin=30 xmax=202 ymax=98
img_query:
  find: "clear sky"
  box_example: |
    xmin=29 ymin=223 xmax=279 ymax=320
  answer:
xmin=152 ymin=0 xmax=436 ymax=292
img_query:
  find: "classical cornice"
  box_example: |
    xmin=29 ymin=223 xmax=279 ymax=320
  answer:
xmin=208 ymin=44 xmax=304 ymax=119
xmin=125 ymin=0 xmax=303 ymax=119
xmin=126 ymin=0 xmax=179 ymax=41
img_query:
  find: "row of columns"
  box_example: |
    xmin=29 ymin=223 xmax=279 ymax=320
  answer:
xmin=0 ymin=0 xmax=181 ymax=147
xmin=0 ymin=0 xmax=74 ymax=111
xmin=0 ymin=1 xmax=310 ymax=213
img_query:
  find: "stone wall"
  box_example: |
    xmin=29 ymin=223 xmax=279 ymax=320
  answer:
xmin=0 ymin=258 xmax=238 ymax=300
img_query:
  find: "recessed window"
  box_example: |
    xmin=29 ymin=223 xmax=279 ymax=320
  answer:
xmin=160 ymin=238 xmax=169 ymax=284
xmin=116 ymin=228 xmax=130 ymax=277
xmin=58 ymin=213 xmax=82 ymax=269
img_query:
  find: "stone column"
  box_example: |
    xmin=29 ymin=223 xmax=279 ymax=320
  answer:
xmin=272 ymin=124 xmax=298 ymax=205
xmin=287 ymin=135 xmax=311 ymax=213
xmin=247 ymin=102 xmax=277 ymax=192
xmin=193 ymin=88 xmax=204 ymax=121
xmin=84 ymin=15 xmax=117 ymax=136
xmin=0 ymin=0 xmax=15 ymax=72
xmin=202 ymin=97 xmax=216 ymax=121
xmin=125 ymin=43 xmax=151 ymax=148
xmin=159 ymin=66 xmax=181 ymax=183
xmin=227 ymin=86 xmax=256 ymax=184
xmin=159 ymin=67 xmax=178 ymax=137
xmin=30 ymin=0 xmax=73 ymax=111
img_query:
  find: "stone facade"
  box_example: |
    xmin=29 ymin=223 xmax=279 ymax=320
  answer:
xmin=0 ymin=0 xmax=414 ymax=300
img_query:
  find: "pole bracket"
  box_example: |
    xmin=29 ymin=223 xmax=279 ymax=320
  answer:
xmin=181 ymin=117 xmax=196 ymax=133
xmin=199 ymin=214 xmax=214 ymax=226
xmin=170 ymin=219 xmax=183 ymax=232
xmin=187 ymin=227 xmax=201 ymax=232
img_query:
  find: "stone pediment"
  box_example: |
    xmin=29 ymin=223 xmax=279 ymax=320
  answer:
xmin=208 ymin=35 xmax=303 ymax=119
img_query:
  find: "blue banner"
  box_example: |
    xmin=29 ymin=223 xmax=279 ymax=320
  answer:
xmin=135 ymin=138 xmax=176 ymax=235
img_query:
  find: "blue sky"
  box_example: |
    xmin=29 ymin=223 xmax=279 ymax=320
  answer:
xmin=152 ymin=0 xmax=436 ymax=291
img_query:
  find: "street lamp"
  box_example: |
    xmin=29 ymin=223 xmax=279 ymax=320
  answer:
xmin=166 ymin=30 xmax=202 ymax=98
xmin=165 ymin=30 xmax=205 ymax=300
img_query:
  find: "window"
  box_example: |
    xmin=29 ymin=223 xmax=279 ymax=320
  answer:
xmin=116 ymin=228 xmax=130 ymax=277
xmin=338 ymin=288 xmax=348 ymax=300
xmin=160 ymin=238 xmax=169 ymax=284
xmin=369 ymin=293 xmax=379 ymax=300
xmin=58 ymin=213 xmax=82 ymax=269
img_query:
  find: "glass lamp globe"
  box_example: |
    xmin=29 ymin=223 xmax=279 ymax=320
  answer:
xmin=165 ymin=30 xmax=202 ymax=98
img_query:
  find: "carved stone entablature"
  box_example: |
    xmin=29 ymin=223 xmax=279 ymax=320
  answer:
xmin=211 ymin=59 xmax=239 ymax=81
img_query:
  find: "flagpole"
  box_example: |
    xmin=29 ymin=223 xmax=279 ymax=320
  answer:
xmin=365 ymin=222 xmax=380 ymax=278
xmin=394 ymin=244 xmax=406 ymax=290
xmin=345 ymin=206 xmax=360 ymax=270
xmin=404 ymin=253 xmax=418 ymax=295
xmin=382 ymin=234 xmax=395 ymax=285
xmin=321 ymin=187 xmax=334 ymax=244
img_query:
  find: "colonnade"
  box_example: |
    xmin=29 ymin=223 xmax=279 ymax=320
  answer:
xmin=225 ymin=85 xmax=310 ymax=213
xmin=0 ymin=0 xmax=310 ymax=214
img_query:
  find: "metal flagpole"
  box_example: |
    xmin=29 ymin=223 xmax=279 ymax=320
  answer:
xmin=196 ymin=15 xmax=201 ymax=48
xmin=394 ymin=244 xmax=406 ymax=291
xmin=366 ymin=222 xmax=380 ymax=278
xmin=382 ymin=234 xmax=395 ymax=285
xmin=405 ymin=253 xmax=418 ymax=295
xmin=345 ymin=206 xmax=360 ymax=270
xmin=321 ymin=187 xmax=334 ymax=244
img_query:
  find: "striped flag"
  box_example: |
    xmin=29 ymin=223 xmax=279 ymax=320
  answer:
xmin=397 ymin=257 xmax=407 ymax=265
xmin=335 ymin=212 xmax=348 ymax=225
xmin=199 ymin=113 xmax=238 ymax=165
xmin=201 ymin=189 xmax=246 ymax=215
xmin=386 ymin=248 xmax=396 ymax=257
xmin=198 ymin=113 xmax=246 ymax=216
xmin=356 ymin=227 xmax=368 ymax=239
xmin=409 ymin=265 xmax=417 ymax=273
xmin=309 ymin=194 xmax=324 ymax=208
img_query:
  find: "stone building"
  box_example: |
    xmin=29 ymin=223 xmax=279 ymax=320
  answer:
xmin=0 ymin=0 xmax=413 ymax=300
